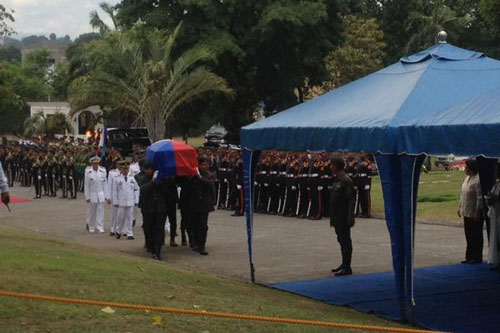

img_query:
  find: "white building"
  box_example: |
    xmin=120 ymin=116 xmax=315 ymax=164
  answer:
xmin=27 ymin=102 xmax=103 ymax=140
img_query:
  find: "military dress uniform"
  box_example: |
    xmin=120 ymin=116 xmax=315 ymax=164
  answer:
xmin=330 ymin=170 xmax=356 ymax=276
xmin=282 ymin=162 xmax=299 ymax=217
xmin=32 ymin=156 xmax=42 ymax=199
xmin=308 ymin=160 xmax=322 ymax=220
xmin=84 ymin=158 xmax=108 ymax=233
xmin=112 ymin=170 xmax=140 ymax=239
xmin=297 ymin=161 xmax=311 ymax=218
xmin=217 ymin=158 xmax=230 ymax=209
xmin=356 ymin=157 xmax=372 ymax=218
xmin=231 ymin=158 xmax=245 ymax=216
xmin=268 ymin=160 xmax=280 ymax=214
xmin=106 ymin=167 xmax=121 ymax=236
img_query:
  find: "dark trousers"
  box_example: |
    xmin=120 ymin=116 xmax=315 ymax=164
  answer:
xmin=357 ymin=187 xmax=371 ymax=217
xmin=464 ymin=217 xmax=483 ymax=261
xmin=33 ymin=174 xmax=41 ymax=198
xmin=166 ymin=204 xmax=177 ymax=241
xmin=193 ymin=211 xmax=209 ymax=250
xmin=334 ymin=222 xmax=352 ymax=269
xmin=268 ymin=184 xmax=280 ymax=213
xmin=152 ymin=212 xmax=167 ymax=256
xmin=218 ymin=181 xmax=229 ymax=208
xmin=322 ymin=188 xmax=331 ymax=217
xmin=142 ymin=212 xmax=155 ymax=252
xmin=283 ymin=188 xmax=297 ymax=216
xmin=297 ymin=187 xmax=309 ymax=217
xmin=308 ymin=187 xmax=322 ymax=218
xmin=183 ymin=210 xmax=195 ymax=246
xmin=258 ymin=185 xmax=270 ymax=212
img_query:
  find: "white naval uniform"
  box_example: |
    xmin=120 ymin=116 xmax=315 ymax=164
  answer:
xmin=129 ymin=162 xmax=141 ymax=225
xmin=106 ymin=168 xmax=120 ymax=234
xmin=112 ymin=173 xmax=140 ymax=237
xmin=84 ymin=166 xmax=108 ymax=232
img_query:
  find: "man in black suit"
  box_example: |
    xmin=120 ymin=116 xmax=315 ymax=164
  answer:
xmin=190 ymin=157 xmax=216 ymax=256
xmin=136 ymin=162 xmax=168 ymax=260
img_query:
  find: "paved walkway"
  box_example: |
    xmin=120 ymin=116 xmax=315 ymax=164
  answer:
xmin=0 ymin=186 xmax=484 ymax=284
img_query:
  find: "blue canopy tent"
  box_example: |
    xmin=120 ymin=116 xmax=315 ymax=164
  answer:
xmin=240 ymin=40 xmax=500 ymax=322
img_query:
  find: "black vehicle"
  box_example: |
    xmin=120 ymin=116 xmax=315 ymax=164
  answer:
xmin=106 ymin=127 xmax=151 ymax=156
xmin=204 ymin=124 xmax=228 ymax=148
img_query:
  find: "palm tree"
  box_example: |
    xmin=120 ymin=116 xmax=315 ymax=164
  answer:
xmin=68 ymin=22 xmax=233 ymax=142
xmin=89 ymin=2 xmax=119 ymax=35
xmin=404 ymin=0 xmax=473 ymax=54
xmin=23 ymin=111 xmax=73 ymax=139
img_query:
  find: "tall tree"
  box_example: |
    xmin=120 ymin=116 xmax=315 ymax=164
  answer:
xmin=480 ymin=0 xmax=500 ymax=33
xmin=0 ymin=63 xmax=23 ymax=134
xmin=404 ymin=0 xmax=473 ymax=54
xmin=324 ymin=15 xmax=386 ymax=90
xmin=90 ymin=2 xmax=120 ymax=35
xmin=115 ymin=0 xmax=343 ymax=141
xmin=68 ymin=23 xmax=232 ymax=142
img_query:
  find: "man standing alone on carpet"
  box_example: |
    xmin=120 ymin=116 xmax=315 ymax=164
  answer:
xmin=84 ymin=156 xmax=107 ymax=233
xmin=329 ymin=157 xmax=356 ymax=276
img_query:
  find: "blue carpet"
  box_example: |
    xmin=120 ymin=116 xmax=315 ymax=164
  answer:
xmin=269 ymin=264 xmax=500 ymax=332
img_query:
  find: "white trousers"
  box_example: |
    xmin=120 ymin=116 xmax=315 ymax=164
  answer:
xmin=110 ymin=205 xmax=118 ymax=233
xmin=117 ymin=206 xmax=134 ymax=237
xmin=87 ymin=202 xmax=104 ymax=232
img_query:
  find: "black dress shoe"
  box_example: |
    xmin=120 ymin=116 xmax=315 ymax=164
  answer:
xmin=109 ymin=232 xmax=115 ymax=236
xmin=335 ymin=268 xmax=353 ymax=277
xmin=116 ymin=233 xmax=121 ymax=239
xmin=198 ymin=249 xmax=209 ymax=255
xmin=469 ymin=260 xmax=482 ymax=264
xmin=127 ymin=236 xmax=135 ymax=240
xmin=331 ymin=265 xmax=344 ymax=273
xmin=461 ymin=259 xmax=473 ymax=264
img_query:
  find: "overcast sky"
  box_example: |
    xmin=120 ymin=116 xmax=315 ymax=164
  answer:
xmin=3 ymin=0 xmax=121 ymax=39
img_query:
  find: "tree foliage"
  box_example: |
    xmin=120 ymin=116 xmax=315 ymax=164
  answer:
xmin=23 ymin=111 xmax=73 ymax=138
xmin=0 ymin=63 xmax=23 ymax=134
xmin=68 ymin=22 xmax=232 ymax=142
xmin=0 ymin=5 xmax=15 ymax=37
xmin=115 ymin=0 xmax=343 ymax=141
xmin=324 ymin=15 xmax=386 ymax=90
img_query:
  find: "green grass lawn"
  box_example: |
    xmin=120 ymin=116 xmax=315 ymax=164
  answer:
xmin=0 ymin=225 xmax=411 ymax=332
xmin=370 ymin=170 xmax=465 ymax=222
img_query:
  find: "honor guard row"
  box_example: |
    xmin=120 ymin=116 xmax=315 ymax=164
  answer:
xmin=198 ymin=149 xmax=375 ymax=220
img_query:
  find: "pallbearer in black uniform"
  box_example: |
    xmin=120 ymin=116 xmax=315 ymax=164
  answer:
xmin=189 ymin=157 xmax=215 ymax=255
xmin=136 ymin=161 xmax=168 ymax=260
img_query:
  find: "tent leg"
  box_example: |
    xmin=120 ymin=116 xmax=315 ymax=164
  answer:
xmin=250 ymin=263 xmax=256 ymax=283
xmin=399 ymin=302 xmax=407 ymax=323
xmin=408 ymin=303 xmax=415 ymax=326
